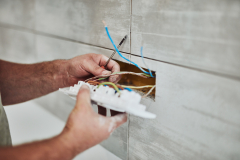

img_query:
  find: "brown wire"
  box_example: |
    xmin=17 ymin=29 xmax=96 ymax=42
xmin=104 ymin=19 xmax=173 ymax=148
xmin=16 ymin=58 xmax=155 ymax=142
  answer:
xmin=116 ymin=84 xmax=124 ymax=90
xmin=85 ymin=72 xmax=149 ymax=82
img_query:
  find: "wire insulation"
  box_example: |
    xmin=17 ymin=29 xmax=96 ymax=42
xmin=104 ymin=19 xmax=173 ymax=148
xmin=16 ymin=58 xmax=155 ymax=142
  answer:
xmin=124 ymin=87 xmax=133 ymax=92
xmin=141 ymin=47 xmax=154 ymax=77
xmin=142 ymin=85 xmax=156 ymax=98
xmin=85 ymin=72 xmax=150 ymax=82
xmin=121 ymin=85 xmax=155 ymax=89
xmin=103 ymin=21 xmax=151 ymax=75
xmin=98 ymin=82 xmax=120 ymax=94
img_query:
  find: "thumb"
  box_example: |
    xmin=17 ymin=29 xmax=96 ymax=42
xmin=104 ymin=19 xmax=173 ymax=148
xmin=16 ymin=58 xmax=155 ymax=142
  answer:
xmin=75 ymin=84 xmax=92 ymax=111
xmin=106 ymin=113 xmax=128 ymax=133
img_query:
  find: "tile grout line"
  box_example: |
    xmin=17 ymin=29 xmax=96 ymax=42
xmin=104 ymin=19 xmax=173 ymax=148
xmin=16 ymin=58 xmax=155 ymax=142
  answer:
xmin=127 ymin=0 xmax=133 ymax=159
xmin=33 ymin=0 xmax=37 ymax=61
xmin=0 ymin=22 xmax=240 ymax=82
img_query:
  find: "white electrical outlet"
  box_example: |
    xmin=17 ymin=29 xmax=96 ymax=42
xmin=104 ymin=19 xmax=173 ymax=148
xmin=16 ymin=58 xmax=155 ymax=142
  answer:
xmin=59 ymin=81 xmax=156 ymax=119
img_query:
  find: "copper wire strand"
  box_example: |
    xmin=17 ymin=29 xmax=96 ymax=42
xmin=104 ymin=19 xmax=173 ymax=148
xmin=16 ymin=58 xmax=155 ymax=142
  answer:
xmin=87 ymin=81 xmax=100 ymax=85
xmin=85 ymin=72 xmax=149 ymax=82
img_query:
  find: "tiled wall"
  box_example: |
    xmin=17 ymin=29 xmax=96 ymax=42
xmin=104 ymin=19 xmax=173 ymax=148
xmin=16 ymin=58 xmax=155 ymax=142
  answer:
xmin=0 ymin=1 xmax=240 ymax=160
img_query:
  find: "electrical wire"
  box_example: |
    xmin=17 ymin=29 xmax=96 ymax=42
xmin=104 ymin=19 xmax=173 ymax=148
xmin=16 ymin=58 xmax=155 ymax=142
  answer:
xmin=98 ymin=82 xmax=120 ymax=94
xmin=85 ymin=71 xmax=150 ymax=82
xmin=141 ymin=47 xmax=154 ymax=77
xmin=142 ymin=85 xmax=156 ymax=98
xmin=103 ymin=21 xmax=151 ymax=75
xmin=89 ymin=81 xmax=155 ymax=97
xmin=97 ymin=77 xmax=108 ymax=81
xmin=121 ymin=85 xmax=155 ymax=89
xmin=124 ymin=87 xmax=133 ymax=92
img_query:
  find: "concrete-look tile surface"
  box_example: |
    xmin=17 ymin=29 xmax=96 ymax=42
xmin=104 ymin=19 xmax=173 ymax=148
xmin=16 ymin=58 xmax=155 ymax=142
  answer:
xmin=0 ymin=27 xmax=36 ymax=63
xmin=35 ymin=0 xmax=131 ymax=53
xmin=128 ymin=58 xmax=240 ymax=160
xmin=131 ymin=0 xmax=240 ymax=78
xmin=0 ymin=0 xmax=35 ymax=29
xmin=36 ymin=34 xmax=130 ymax=63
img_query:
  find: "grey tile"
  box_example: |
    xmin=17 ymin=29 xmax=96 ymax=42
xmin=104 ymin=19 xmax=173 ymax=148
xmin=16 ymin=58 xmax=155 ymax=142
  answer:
xmin=0 ymin=0 xmax=35 ymax=28
xmin=0 ymin=27 xmax=36 ymax=63
xmin=131 ymin=0 xmax=240 ymax=78
xmin=36 ymin=34 xmax=130 ymax=63
xmin=129 ymin=58 xmax=240 ymax=160
xmin=35 ymin=0 xmax=130 ymax=53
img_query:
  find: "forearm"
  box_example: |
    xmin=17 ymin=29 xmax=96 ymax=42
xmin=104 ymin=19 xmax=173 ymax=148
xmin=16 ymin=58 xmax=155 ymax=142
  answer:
xmin=0 ymin=60 xmax=69 ymax=105
xmin=0 ymin=135 xmax=76 ymax=160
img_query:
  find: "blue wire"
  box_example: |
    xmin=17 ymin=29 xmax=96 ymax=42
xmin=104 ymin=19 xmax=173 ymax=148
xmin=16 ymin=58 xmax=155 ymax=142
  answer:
xmin=104 ymin=26 xmax=150 ymax=75
xmin=124 ymin=87 xmax=133 ymax=92
xmin=140 ymin=47 xmax=154 ymax=77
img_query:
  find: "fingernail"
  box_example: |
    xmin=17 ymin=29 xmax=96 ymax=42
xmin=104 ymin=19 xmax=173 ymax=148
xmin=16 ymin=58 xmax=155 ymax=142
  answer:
xmin=102 ymin=70 xmax=111 ymax=75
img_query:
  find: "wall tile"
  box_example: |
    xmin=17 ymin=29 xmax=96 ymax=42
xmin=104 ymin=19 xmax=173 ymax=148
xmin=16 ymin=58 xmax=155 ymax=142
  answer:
xmin=101 ymin=123 xmax=128 ymax=160
xmin=35 ymin=0 xmax=130 ymax=53
xmin=36 ymin=34 xmax=130 ymax=63
xmin=0 ymin=27 xmax=36 ymax=63
xmin=129 ymin=57 xmax=240 ymax=160
xmin=0 ymin=0 xmax=35 ymax=28
xmin=131 ymin=0 xmax=240 ymax=78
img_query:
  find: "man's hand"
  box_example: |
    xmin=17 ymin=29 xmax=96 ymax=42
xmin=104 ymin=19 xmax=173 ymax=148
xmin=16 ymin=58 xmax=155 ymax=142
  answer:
xmin=0 ymin=53 xmax=121 ymax=105
xmin=60 ymin=84 xmax=127 ymax=157
xmin=64 ymin=53 xmax=121 ymax=86
xmin=63 ymin=53 xmax=122 ymax=116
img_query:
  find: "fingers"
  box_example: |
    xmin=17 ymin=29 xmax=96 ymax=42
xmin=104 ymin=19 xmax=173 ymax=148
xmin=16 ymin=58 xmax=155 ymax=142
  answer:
xmin=84 ymin=59 xmax=111 ymax=76
xmin=106 ymin=60 xmax=121 ymax=83
xmin=92 ymin=54 xmax=121 ymax=83
xmin=107 ymin=113 xmax=128 ymax=133
xmin=75 ymin=84 xmax=92 ymax=111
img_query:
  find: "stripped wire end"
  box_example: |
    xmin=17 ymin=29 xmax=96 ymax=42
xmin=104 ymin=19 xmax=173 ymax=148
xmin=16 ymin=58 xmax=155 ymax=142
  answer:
xmin=102 ymin=20 xmax=107 ymax=27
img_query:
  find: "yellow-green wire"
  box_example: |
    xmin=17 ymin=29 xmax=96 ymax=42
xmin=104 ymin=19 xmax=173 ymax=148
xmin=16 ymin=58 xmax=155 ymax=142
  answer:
xmin=142 ymin=73 xmax=152 ymax=77
xmin=97 ymin=77 xmax=108 ymax=80
xmin=98 ymin=82 xmax=120 ymax=94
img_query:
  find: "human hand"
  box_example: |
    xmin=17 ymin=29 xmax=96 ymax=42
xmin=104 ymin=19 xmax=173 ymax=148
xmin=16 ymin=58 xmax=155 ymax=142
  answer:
xmin=64 ymin=53 xmax=121 ymax=86
xmin=60 ymin=85 xmax=127 ymax=157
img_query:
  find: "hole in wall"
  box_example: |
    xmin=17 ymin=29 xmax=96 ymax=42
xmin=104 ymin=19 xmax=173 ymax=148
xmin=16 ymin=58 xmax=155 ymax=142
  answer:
xmin=114 ymin=60 xmax=156 ymax=100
